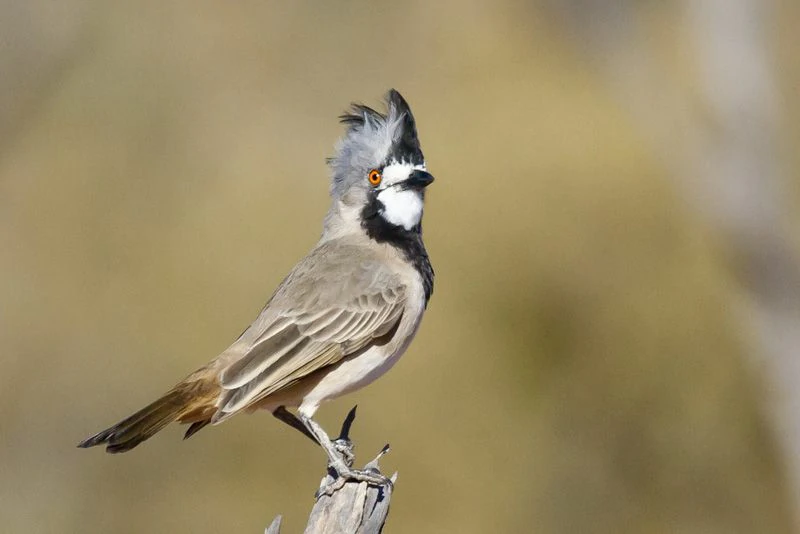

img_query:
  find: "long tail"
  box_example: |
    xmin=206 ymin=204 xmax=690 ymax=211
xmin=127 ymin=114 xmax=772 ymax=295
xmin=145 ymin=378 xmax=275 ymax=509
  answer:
xmin=77 ymin=381 xmax=217 ymax=453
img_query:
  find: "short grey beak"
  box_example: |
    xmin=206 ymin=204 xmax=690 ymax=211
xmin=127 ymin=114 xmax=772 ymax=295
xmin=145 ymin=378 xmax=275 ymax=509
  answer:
xmin=404 ymin=170 xmax=434 ymax=190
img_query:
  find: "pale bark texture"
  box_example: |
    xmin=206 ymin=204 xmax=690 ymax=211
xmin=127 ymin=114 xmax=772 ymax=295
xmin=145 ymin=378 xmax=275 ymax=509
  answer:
xmin=266 ymin=409 xmax=395 ymax=534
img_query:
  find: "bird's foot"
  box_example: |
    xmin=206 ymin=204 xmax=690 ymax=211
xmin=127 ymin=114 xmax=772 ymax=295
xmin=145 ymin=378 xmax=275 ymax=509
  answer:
xmin=316 ymin=465 xmax=393 ymax=498
xmin=305 ymin=407 xmax=395 ymax=499
xmin=315 ymin=442 xmax=394 ymax=498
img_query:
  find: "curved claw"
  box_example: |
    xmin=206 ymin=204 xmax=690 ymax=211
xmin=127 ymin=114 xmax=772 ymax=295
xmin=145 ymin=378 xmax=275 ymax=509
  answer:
xmin=315 ymin=476 xmax=347 ymax=499
xmin=332 ymin=438 xmax=355 ymax=467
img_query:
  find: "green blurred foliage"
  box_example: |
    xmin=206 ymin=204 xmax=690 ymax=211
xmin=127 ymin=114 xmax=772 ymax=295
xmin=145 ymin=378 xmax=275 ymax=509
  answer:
xmin=1 ymin=1 xmax=798 ymax=533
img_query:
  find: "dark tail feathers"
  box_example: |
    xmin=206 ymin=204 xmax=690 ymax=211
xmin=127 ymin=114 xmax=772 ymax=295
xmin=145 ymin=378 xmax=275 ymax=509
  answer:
xmin=78 ymin=386 xmax=214 ymax=453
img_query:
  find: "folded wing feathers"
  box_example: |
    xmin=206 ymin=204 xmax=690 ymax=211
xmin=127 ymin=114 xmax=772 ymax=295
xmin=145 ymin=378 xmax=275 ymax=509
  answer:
xmin=220 ymin=325 xmax=305 ymax=388
xmin=215 ymin=339 xmax=326 ymax=417
xmin=214 ymin=285 xmax=405 ymax=421
xmin=307 ymin=309 xmax=363 ymax=341
xmin=297 ymin=308 xmax=346 ymax=337
xmin=334 ymin=310 xmax=377 ymax=342
xmin=249 ymin=316 xmax=293 ymax=346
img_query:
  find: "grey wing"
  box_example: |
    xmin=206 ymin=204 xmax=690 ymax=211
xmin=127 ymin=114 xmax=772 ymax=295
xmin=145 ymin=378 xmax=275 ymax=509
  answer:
xmin=213 ymin=263 xmax=406 ymax=422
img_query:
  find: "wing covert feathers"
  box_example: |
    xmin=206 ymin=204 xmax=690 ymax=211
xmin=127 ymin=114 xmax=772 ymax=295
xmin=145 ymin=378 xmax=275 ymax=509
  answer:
xmin=214 ymin=278 xmax=407 ymax=423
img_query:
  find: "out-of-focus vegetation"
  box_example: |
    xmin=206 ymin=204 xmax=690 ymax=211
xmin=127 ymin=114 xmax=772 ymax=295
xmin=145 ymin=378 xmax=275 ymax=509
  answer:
xmin=2 ymin=1 xmax=799 ymax=533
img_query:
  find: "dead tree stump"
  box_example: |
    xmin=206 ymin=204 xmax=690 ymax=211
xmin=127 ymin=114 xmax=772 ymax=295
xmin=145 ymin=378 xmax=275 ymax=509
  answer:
xmin=266 ymin=407 xmax=396 ymax=534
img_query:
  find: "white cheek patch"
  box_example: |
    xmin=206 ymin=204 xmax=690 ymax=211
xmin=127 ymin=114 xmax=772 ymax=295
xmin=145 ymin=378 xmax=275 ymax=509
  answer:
xmin=377 ymin=187 xmax=424 ymax=230
xmin=381 ymin=161 xmax=426 ymax=186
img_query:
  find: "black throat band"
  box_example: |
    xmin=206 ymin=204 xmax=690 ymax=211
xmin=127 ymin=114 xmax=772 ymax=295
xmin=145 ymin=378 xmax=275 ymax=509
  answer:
xmin=360 ymin=197 xmax=434 ymax=305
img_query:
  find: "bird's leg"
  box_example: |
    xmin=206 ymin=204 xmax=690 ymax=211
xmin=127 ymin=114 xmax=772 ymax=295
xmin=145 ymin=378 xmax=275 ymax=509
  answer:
xmin=272 ymin=406 xmax=318 ymax=445
xmin=271 ymin=406 xmax=354 ymax=467
xmin=299 ymin=414 xmax=392 ymax=493
xmin=331 ymin=405 xmax=358 ymax=466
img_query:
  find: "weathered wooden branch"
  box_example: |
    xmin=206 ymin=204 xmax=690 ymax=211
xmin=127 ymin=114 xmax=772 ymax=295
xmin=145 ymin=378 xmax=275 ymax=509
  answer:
xmin=266 ymin=407 xmax=396 ymax=534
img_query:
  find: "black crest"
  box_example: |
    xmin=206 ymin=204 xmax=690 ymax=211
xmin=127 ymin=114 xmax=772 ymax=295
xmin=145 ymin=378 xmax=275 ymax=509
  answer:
xmin=339 ymin=89 xmax=425 ymax=166
xmin=386 ymin=90 xmax=423 ymax=165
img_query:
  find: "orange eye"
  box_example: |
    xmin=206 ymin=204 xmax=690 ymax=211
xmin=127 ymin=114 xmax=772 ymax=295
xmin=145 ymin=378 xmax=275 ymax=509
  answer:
xmin=368 ymin=169 xmax=382 ymax=186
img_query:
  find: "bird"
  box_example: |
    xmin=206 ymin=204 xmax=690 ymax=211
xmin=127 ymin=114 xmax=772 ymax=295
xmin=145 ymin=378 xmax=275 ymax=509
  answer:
xmin=78 ymin=89 xmax=435 ymax=489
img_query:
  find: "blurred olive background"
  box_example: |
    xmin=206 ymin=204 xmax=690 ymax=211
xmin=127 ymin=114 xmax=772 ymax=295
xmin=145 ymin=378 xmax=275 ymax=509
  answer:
xmin=2 ymin=1 xmax=800 ymax=533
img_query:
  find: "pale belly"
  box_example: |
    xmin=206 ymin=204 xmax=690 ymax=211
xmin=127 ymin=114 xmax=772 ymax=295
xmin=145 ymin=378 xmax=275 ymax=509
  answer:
xmin=296 ymin=344 xmax=406 ymax=417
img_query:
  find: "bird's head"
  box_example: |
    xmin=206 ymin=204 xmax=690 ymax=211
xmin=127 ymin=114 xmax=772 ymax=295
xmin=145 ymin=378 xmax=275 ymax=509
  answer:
xmin=324 ymin=90 xmax=433 ymax=240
